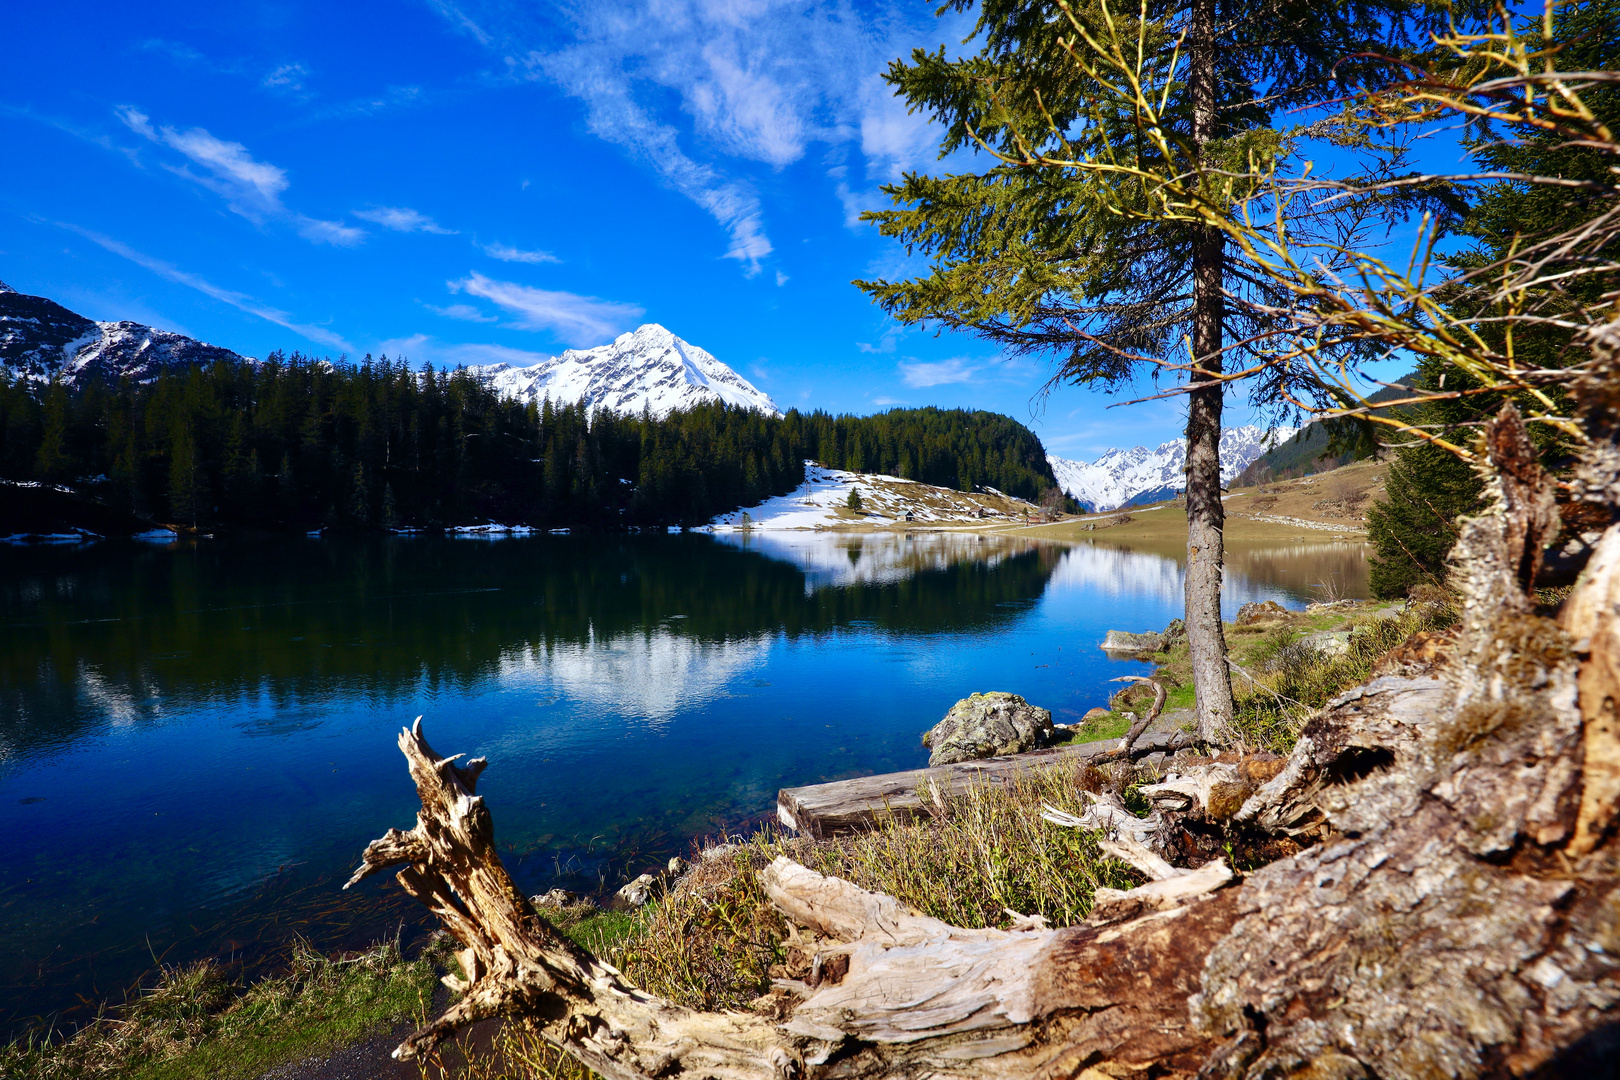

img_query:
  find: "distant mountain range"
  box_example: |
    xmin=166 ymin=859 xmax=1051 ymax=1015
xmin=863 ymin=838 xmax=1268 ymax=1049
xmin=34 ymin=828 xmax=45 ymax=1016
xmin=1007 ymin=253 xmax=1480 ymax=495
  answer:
xmin=1048 ymin=425 xmax=1298 ymax=512
xmin=468 ymin=323 xmax=779 ymax=418
xmin=0 ymin=280 xmax=249 ymax=384
xmin=1 ymin=280 xmax=779 ymax=421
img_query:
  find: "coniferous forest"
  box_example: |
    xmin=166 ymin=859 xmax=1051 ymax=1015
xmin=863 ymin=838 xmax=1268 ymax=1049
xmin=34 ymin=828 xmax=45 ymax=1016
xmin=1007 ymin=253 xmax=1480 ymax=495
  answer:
xmin=0 ymin=354 xmax=1058 ymax=532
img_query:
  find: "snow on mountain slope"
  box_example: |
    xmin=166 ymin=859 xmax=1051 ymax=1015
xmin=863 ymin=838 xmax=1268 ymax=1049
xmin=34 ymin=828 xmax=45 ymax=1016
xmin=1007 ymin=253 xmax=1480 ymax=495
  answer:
xmin=470 ymin=323 xmax=779 ymax=418
xmin=708 ymin=461 xmax=1038 ymax=531
xmin=0 ymin=281 xmax=249 ymax=384
xmin=1048 ymin=425 xmax=1297 ymax=512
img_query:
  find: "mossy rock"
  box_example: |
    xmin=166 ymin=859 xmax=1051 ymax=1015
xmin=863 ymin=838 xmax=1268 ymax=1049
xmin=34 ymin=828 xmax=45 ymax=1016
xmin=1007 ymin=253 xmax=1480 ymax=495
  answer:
xmin=922 ymin=692 xmax=1055 ymax=767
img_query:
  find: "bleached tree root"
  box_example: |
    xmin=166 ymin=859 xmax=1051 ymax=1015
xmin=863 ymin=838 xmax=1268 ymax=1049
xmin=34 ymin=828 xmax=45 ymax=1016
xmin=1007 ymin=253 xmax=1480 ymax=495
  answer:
xmin=348 ymin=399 xmax=1620 ymax=1078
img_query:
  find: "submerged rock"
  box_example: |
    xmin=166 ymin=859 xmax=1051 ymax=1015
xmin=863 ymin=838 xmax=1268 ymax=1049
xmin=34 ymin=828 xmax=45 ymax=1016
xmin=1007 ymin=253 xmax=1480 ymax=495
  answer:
xmin=922 ymin=692 xmax=1054 ymax=766
xmin=1100 ymin=629 xmax=1166 ymax=653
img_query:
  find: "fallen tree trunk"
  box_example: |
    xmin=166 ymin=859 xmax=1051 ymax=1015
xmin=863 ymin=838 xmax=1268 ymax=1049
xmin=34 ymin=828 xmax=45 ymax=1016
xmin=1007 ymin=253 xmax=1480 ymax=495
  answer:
xmin=349 ymin=395 xmax=1620 ymax=1075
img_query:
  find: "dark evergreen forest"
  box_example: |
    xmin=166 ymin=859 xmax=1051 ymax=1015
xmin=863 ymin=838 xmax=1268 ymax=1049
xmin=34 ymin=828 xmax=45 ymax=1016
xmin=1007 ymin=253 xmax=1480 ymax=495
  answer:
xmin=0 ymin=354 xmax=1058 ymax=531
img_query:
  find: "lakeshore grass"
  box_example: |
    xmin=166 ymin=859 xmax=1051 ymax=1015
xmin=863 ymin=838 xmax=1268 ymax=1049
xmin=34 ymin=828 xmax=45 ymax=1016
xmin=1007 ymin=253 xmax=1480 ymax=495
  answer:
xmin=0 ymin=936 xmax=442 ymax=1080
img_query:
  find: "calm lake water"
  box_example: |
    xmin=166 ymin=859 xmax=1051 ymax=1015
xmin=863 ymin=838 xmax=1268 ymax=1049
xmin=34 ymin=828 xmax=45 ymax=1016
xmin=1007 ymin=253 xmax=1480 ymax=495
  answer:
xmin=0 ymin=531 xmax=1366 ymax=1031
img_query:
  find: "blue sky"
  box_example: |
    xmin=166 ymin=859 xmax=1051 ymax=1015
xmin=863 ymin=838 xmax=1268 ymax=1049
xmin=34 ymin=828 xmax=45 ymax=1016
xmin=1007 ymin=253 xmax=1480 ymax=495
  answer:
xmin=1 ymin=0 xmax=1406 ymax=458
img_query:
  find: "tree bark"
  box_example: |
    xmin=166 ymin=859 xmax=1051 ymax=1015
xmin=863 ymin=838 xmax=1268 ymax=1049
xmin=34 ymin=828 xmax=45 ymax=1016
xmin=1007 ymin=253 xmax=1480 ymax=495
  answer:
xmin=1185 ymin=0 xmax=1237 ymax=745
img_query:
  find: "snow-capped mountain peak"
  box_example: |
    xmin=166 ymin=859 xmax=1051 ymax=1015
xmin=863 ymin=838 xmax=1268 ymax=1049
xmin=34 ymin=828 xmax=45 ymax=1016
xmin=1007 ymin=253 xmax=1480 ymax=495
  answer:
xmin=1 ymin=284 xmax=249 ymax=384
xmin=469 ymin=323 xmax=779 ymax=418
xmin=1048 ymin=425 xmax=1297 ymax=512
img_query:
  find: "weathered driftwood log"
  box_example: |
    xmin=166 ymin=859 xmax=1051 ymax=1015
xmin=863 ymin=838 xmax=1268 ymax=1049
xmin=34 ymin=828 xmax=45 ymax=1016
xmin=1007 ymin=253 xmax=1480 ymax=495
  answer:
xmin=351 ymin=394 xmax=1620 ymax=1076
xmin=777 ymin=729 xmax=1189 ymax=839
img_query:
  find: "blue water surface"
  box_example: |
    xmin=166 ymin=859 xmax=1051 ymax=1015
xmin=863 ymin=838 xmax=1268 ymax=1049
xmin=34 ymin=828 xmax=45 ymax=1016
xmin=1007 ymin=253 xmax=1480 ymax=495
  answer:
xmin=0 ymin=530 xmax=1362 ymax=1029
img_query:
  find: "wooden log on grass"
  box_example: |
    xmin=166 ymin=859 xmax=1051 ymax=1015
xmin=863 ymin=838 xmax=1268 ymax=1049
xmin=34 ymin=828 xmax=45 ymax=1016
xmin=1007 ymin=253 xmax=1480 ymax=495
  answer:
xmin=776 ymin=729 xmax=1188 ymax=839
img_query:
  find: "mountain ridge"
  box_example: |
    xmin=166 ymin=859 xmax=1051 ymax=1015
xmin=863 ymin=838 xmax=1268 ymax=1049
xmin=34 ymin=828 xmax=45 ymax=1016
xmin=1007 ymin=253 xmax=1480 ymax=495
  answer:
xmin=1 ymin=283 xmax=778 ymax=424
xmin=1048 ymin=425 xmax=1297 ymax=512
xmin=0 ymin=283 xmax=249 ymax=384
xmin=469 ymin=324 xmax=780 ymax=418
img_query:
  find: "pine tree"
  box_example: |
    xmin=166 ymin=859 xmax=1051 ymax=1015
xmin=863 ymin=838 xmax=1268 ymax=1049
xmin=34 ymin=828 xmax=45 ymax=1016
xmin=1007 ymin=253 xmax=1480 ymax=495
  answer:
xmin=1365 ymin=0 xmax=1616 ymax=596
xmin=34 ymin=382 xmax=71 ymax=484
xmin=1366 ymin=436 xmax=1484 ymax=598
xmin=856 ymin=0 xmax=1455 ymax=741
xmin=846 ymin=486 xmax=863 ymax=511
xmin=169 ymin=421 xmax=201 ymax=527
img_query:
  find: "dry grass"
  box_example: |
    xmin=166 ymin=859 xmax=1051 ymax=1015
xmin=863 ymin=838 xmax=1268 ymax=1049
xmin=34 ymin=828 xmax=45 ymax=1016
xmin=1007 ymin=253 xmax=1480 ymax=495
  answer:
xmin=430 ymin=760 xmax=1146 ymax=1080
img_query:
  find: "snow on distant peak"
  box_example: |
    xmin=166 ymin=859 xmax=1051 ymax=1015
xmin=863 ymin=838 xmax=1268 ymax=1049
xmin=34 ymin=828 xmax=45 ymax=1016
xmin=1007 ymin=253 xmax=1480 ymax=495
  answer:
xmin=0 ymin=281 xmax=15 ymax=294
xmin=1 ymin=285 xmax=248 ymax=384
xmin=469 ymin=323 xmax=780 ymax=418
xmin=1048 ymin=425 xmax=1298 ymax=512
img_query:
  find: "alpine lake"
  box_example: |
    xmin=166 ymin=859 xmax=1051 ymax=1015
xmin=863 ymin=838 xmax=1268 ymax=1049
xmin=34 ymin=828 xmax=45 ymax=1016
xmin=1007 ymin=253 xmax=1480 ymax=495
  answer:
xmin=0 ymin=529 xmax=1368 ymax=1032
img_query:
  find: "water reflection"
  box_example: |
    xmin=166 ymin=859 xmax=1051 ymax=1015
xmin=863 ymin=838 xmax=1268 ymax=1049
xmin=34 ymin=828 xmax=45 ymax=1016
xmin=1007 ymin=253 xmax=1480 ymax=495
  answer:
xmin=0 ymin=534 xmax=1060 ymax=764
xmin=0 ymin=530 xmax=1364 ymax=1033
xmin=500 ymin=633 xmax=775 ymax=723
xmin=1047 ymin=540 xmax=1368 ymax=610
xmin=716 ymin=531 xmax=1038 ymax=591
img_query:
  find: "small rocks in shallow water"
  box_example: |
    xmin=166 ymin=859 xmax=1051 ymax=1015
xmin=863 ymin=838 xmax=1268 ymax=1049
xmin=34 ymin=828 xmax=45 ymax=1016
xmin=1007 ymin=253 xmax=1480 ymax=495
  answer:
xmin=1100 ymin=630 xmax=1166 ymax=653
xmin=530 ymin=888 xmax=579 ymax=910
xmin=614 ymin=873 xmax=659 ymax=908
xmin=922 ymin=691 xmax=1055 ymax=767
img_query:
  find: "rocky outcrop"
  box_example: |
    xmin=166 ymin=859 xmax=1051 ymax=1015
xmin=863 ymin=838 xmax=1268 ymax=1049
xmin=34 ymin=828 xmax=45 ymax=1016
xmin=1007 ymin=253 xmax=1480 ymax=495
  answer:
xmin=1235 ymin=600 xmax=1288 ymax=625
xmin=920 ymin=691 xmax=1054 ymax=766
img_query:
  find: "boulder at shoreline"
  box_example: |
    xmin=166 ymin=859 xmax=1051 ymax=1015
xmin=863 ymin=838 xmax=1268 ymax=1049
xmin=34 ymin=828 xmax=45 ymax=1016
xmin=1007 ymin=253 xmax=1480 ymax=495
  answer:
xmin=921 ymin=692 xmax=1055 ymax=767
xmin=1100 ymin=629 xmax=1166 ymax=653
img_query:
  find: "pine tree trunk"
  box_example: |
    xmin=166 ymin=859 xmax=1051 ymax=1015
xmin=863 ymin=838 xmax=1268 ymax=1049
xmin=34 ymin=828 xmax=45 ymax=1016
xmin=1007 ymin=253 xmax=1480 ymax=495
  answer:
xmin=1184 ymin=0 xmax=1236 ymax=744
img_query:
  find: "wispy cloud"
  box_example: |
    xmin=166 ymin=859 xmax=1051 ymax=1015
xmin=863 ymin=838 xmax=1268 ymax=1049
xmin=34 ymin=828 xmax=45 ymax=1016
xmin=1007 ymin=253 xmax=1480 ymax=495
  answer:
xmin=427 ymin=1 xmax=968 ymax=277
xmin=857 ymin=324 xmax=906 ymax=355
xmin=899 ymin=357 xmax=978 ymax=387
xmin=870 ymin=395 xmax=908 ymax=406
xmin=354 ymin=205 xmax=457 ymax=234
xmin=480 ymin=240 xmax=558 ymax=264
xmin=425 ymin=302 xmax=497 ymax=323
xmin=263 ymin=63 xmax=309 ymax=92
xmin=137 ymin=38 xmax=242 ymax=74
xmin=373 ymin=334 xmax=551 ymax=370
xmin=116 ymin=105 xmax=363 ymax=246
xmin=526 ymin=48 xmax=773 ymax=274
xmin=448 ymin=271 xmax=642 ymax=346
xmin=58 ymin=222 xmax=352 ymax=352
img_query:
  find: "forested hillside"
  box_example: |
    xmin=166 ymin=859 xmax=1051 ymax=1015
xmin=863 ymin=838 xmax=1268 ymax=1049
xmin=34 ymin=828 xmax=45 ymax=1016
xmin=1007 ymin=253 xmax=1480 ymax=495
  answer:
xmin=1233 ymin=377 xmax=1416 ymax=483
xmin=0 ymin=355 xmax=1056 ymax=532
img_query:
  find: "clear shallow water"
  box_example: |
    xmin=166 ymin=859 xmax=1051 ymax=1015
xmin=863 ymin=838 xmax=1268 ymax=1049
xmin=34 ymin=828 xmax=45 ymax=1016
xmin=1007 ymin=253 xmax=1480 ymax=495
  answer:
xmin=0 ymin=531 xmax=1365 ymax=1030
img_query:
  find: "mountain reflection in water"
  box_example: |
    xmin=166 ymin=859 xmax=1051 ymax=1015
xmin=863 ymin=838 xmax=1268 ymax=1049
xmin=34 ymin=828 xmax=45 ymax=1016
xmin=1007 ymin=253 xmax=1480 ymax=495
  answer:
xmin=0 ymin=531 xmax=1363 ymax=1033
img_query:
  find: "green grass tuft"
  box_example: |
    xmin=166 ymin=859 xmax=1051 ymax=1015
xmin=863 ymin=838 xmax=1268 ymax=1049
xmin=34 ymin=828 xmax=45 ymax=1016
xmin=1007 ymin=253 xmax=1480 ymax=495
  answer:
xmin=0 ymin=936 xmax=443 ymax=1080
